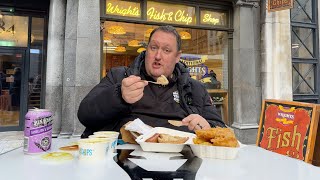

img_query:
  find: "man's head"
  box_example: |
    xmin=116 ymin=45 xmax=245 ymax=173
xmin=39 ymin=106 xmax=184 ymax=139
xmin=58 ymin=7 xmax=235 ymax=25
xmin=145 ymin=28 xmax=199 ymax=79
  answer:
xmin=145 ymin=25 xmax=182 ymax=80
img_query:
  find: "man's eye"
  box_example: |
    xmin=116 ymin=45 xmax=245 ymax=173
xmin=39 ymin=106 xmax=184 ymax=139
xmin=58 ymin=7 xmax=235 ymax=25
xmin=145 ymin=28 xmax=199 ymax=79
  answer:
xmin=165 ymin=49 xmax=171 ymax=53
xmin=151 ymin=46 xmax=157 ymax=50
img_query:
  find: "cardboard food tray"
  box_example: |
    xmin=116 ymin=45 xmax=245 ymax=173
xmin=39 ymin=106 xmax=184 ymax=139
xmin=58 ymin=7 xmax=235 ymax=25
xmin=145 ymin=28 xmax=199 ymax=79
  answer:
xmin=136 ymin=127 xmax=196 ymax=153
xmin=189 ymin=141 xmax=243 ymax=160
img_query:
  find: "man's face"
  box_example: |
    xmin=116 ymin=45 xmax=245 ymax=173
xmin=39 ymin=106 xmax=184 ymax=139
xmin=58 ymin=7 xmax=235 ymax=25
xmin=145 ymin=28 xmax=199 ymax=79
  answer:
xmin=145 ymin=30 xmax=181 ymax=80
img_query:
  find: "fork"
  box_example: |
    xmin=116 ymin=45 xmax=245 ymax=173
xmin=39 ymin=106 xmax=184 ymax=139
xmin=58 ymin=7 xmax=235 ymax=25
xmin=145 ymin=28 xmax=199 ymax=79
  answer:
xmin=140 ymin=80 xmax=164 ymax=85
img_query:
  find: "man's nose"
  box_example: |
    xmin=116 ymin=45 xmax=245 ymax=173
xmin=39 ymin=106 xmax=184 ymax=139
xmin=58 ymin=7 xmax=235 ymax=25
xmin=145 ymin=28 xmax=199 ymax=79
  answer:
xmin=155 ymin=50 xmax=161 ymax=60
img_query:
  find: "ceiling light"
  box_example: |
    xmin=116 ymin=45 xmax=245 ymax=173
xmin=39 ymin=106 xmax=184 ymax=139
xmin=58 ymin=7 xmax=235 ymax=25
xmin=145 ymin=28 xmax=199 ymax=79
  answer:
xmin=128 ymin=40 xmax=141 ymax=47
xmin=108 ymin=25 xmax=126 ymax=35
xmin=103 ymin=36 xmax=111 ymax=43
xmin=144 ymin=28 xmax=154 ymax=38
xmin=179 ymin=31 xmax=191 ymax=40
xmin=115 ymin=46 xmax=126 ymax=52
xmin=137 ymin=47 xmax=146 ymax=53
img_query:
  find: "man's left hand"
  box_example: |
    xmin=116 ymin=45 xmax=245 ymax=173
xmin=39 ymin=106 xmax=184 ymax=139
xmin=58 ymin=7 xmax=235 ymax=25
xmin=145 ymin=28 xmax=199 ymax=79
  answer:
xmin=182 ymin=114 xmax=211 ymax=131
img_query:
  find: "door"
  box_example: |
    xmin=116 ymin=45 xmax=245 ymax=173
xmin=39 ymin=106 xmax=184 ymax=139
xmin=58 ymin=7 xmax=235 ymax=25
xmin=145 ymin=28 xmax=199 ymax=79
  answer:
xmin=0 ymin=49 xmax=27 ymax=131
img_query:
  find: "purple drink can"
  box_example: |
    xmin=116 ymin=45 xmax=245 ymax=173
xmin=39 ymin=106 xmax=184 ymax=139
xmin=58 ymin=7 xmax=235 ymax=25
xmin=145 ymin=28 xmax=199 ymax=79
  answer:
xmin=23 ymin=109 xmax=53 ymax=154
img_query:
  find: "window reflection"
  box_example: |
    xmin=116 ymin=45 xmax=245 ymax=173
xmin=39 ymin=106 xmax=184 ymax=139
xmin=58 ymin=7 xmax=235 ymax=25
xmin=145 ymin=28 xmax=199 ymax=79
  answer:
xmin=28 ymin=17 xmax=45 ymax=109
xmin=102 ymin=21 xmax=229 ymax=90
xmin=0 ymin=15 xmax=28 ymax=47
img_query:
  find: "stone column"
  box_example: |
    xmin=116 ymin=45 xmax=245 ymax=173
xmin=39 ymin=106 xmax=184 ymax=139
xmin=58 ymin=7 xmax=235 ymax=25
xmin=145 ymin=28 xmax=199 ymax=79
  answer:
xmin=59 ymin=0 xmax=79 ymax=137
xmin=261 ymin=0 xmax=293 ymax=100
xmin=73 ymin=0 xmax=101 ymax=136
xmin=232 ymin=3 xmax=261 ymax=144
xmin=46 ymin=0 xmax=66 ymax=137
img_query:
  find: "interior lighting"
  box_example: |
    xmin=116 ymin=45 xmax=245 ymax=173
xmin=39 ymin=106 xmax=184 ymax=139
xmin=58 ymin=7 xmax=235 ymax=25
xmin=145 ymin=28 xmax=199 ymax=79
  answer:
xmin=115 ymin=46 xmax=126 ymax=52
xmin=128 ymin=40 xmax=141 ymax=47
xmin=108 ymin=25 xmax=126 ymax=35
xmin=179 ymin=31 xmax=191 ymax=40
xmin=137 ymin=47 xmax=146 ymax=53
xmin=144 ymin=28 xmax=154 ymax=38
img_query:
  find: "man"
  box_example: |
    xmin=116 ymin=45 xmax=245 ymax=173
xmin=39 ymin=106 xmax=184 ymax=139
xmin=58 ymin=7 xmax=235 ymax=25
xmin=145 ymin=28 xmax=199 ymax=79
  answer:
xmin=78 ymin=25 xmax=225 ymax=137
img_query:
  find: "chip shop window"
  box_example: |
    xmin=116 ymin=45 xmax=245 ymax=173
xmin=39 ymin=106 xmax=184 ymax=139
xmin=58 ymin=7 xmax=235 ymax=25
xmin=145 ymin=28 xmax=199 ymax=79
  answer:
xmin=101 ymin=0 xmax=232 ymax=124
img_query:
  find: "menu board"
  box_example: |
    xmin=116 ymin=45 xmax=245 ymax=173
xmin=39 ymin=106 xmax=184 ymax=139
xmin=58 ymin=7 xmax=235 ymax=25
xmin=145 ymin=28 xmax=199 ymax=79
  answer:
xmin=256 ymin=99 xmax=320 ymax=164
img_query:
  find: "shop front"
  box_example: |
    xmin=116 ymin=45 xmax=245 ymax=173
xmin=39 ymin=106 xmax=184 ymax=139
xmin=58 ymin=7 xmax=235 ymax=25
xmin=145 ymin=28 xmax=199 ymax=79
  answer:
xmin=0 ymin=2 xmax=49 ymax=131
xmin=100 ymin=0 xmax=234 ymax=125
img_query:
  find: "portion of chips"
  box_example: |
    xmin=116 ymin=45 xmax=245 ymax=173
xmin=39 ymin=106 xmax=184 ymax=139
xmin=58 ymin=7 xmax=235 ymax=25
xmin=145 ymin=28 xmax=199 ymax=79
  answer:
xmin=193 ymin=127 xmax=239 ymax=148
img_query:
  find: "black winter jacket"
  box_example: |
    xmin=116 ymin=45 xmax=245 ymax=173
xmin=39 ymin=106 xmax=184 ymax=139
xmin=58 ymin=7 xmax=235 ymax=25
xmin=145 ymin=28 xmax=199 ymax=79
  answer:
xmin=78 ymin=52 xmax=225 ymax=137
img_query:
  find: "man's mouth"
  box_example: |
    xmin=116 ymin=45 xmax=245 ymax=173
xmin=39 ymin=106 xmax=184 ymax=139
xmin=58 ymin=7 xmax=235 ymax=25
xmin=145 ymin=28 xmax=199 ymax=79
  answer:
xmin=152 ymin=62 xmax=161 ymax=68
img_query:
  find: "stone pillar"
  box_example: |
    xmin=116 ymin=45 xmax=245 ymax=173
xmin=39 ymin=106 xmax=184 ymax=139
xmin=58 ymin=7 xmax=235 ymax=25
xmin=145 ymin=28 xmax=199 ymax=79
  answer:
xmin=46 ymin=0 xmax=66 ymax=137
xmin=232 ymin=4 xmax=261 ymax=144
xmin=59 ymin=0 xmax=79 ymax=137
xmin=73 ymin=0 xmax=101 ymax=136
xmin=261 ymin=0 xmax=293 ymax=100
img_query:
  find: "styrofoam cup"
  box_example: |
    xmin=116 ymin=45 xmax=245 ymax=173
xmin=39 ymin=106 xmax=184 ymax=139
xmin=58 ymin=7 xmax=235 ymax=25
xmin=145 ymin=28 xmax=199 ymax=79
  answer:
xmin=89 ymin=133 xmax=119 ymax=154
xmin=93 ymin=131 xmax=119 ymax=138
xmin=78 ymin=138 xmax=110 ymax=161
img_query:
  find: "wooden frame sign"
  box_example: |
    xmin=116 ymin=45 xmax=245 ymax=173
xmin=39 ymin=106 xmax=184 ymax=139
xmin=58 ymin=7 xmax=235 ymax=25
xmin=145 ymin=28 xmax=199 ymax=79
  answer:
xmin=256 ymin=99 xmax=320 ymax=163
xmin=268 ymin=0 xmax=293 ymax=12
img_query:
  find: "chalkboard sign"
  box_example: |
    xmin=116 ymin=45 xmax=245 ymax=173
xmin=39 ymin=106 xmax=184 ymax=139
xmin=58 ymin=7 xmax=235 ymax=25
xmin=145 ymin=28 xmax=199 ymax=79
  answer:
xmin=256 ymin=99 xmax=320 ymax=164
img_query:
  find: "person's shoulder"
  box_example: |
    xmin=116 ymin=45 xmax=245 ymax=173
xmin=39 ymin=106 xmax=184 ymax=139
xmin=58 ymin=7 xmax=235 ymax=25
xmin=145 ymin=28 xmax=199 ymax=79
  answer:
xmin=188 ymin=77 xmax=206 ymax=91
xmin=110 ymin=66 xmax=127 ymax=73
xmin=102 ymin=66 xmax=128 ymax=83
xmin=108 ymin=66 xmax=129 ymax=77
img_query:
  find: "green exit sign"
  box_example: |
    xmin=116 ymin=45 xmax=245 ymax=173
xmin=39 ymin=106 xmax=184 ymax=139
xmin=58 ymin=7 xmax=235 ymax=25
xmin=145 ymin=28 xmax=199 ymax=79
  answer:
xmin=0 ymin=7 xmax=15 ymax=13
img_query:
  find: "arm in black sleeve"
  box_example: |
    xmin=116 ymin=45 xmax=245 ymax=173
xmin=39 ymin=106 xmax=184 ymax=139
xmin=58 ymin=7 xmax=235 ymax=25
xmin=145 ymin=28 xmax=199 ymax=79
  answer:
xmin=201 ymin=90 xmax=226 ymax=128
xmin=77 ymin=68 xmax=131 ymax=130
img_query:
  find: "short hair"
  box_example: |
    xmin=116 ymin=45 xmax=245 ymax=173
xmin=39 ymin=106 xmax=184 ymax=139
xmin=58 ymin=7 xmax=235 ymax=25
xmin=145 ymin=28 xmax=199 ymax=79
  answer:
xmin=148 ymin=25 xmax=181 ymax=51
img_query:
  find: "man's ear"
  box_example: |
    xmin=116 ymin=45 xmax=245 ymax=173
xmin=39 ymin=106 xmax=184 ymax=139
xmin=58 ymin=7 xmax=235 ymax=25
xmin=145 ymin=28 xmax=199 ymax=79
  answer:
xmin=176 ymin=50 xmax=182 ymax=63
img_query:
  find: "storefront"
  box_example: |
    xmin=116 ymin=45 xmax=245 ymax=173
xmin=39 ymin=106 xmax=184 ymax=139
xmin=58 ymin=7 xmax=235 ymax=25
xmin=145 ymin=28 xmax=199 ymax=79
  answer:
xmin=100 ymin=0 xmax=234 ymax=125
xmin=0 ymin=1 xmax=49 ymax=131
xmin=0 ymin=0 xmax=266 ymax=143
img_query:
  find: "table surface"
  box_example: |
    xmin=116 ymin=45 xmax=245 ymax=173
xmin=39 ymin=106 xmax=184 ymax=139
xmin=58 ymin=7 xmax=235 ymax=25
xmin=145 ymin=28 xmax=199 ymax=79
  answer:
xmin=0 ymin=138 xmax=320 ymax=180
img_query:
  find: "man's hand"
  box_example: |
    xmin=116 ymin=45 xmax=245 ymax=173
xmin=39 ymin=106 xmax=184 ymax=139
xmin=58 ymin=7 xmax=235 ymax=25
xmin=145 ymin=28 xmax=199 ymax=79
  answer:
xmin=182 ymin=114 xmax=211 ymax=131
xmin=121 ymin=75 xmax=148 ymax=104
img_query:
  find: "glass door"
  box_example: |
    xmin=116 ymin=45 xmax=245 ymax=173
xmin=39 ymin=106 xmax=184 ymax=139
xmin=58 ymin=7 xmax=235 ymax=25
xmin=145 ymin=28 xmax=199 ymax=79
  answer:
xmin=0 ymin=49 xmax=26 ymax=130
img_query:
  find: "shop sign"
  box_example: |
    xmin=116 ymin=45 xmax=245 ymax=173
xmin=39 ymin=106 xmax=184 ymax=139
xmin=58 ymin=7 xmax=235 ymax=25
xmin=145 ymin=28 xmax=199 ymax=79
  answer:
xmin=147 ymin=1 xmax=195 ymax=25
xmin=180 ymin=54 xmax=208 ymax=80
xmin=257 ymin=99 xmax=320 ymax=163
xmin=0 ymin=15 xmax=28 ymax=47
xmin=106 ymin=0 xmax=141 ymax=18
xmin=200 ymin=10 xmax=227 ymax=26
xmin=180 ymin=54 xmax=207 ymax=66
xmin=268 ymin=0 xmax=293 ymax=12
xmin=105 ymin=1 xmax=228 ymax=27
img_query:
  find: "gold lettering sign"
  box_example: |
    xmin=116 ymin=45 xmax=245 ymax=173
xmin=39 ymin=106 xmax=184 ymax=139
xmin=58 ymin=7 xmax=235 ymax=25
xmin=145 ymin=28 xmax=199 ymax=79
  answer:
xmin=106 ymin=0 xmax=141 ymax=18
xmin=180 ymin=55 xmax=207 ymax=66
xmin=200 ymin=10 xmax=226 ymax=26
xmin=0 ymin=15 xmax=28 ymax=47
xmin=105 ymin=1 xmax=228 ymax=27
xmin=268 ymin=0 xmax=293 ymax=12
xmin=147 ymin=1 xmax=195 ymax=25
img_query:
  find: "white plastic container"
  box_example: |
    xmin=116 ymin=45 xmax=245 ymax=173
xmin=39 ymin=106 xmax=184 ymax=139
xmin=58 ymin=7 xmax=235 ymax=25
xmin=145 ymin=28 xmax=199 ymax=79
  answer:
xmin=189 ymin=142 xmax=243 ymax=160
xmin=136 ymin=127 xmax=196 ymax=153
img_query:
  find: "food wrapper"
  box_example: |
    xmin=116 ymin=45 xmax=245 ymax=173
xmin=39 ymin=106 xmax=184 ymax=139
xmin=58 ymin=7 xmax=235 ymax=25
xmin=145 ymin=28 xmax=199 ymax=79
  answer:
xmin=124 ymin=118 xmax=153 ymax=135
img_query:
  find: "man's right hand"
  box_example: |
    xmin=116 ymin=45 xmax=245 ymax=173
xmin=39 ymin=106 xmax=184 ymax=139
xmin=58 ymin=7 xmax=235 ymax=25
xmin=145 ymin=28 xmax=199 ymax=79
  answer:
xmin=121 ymin=75 xmax=148 ymax=104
